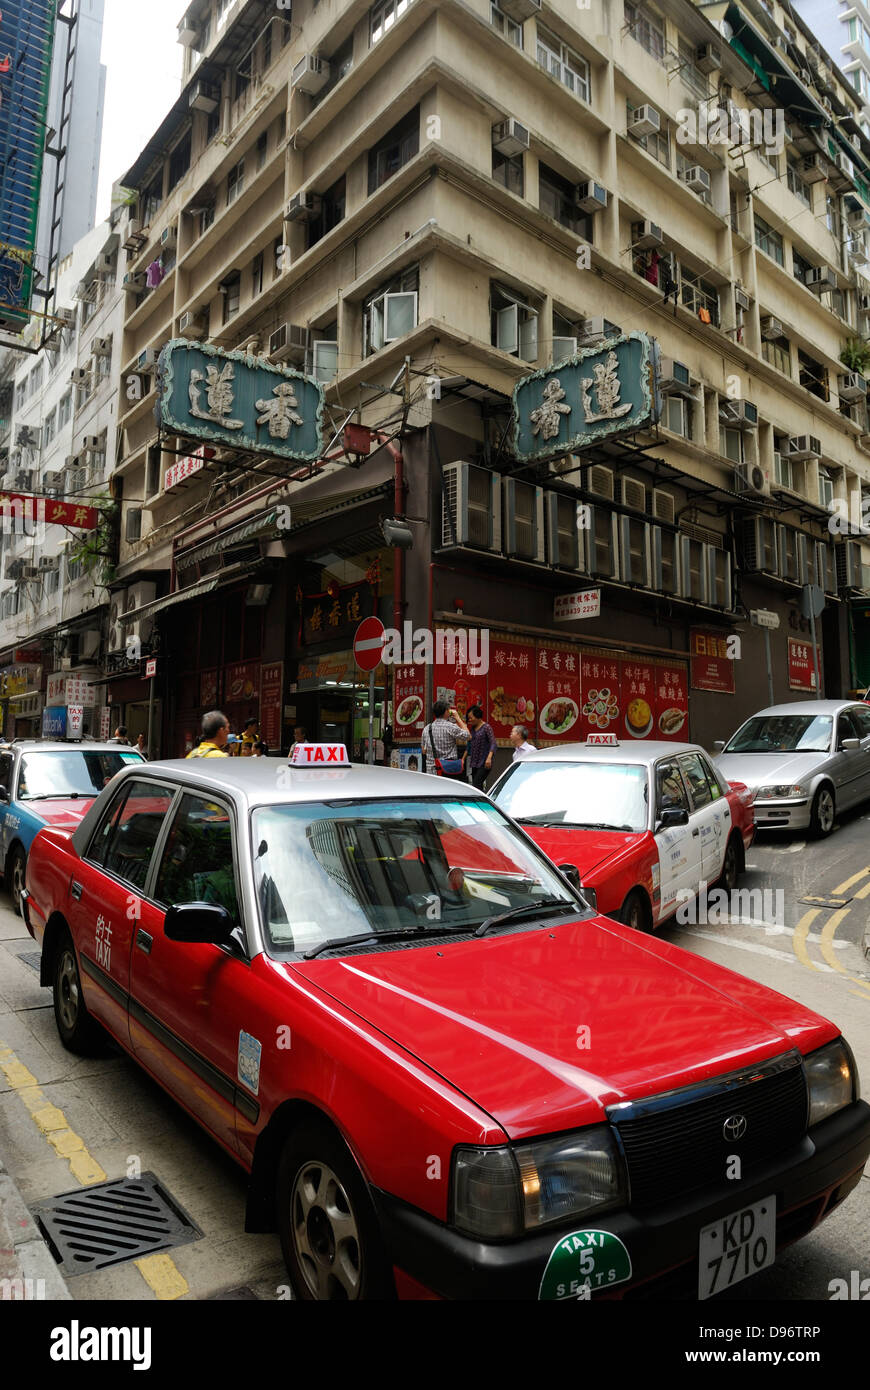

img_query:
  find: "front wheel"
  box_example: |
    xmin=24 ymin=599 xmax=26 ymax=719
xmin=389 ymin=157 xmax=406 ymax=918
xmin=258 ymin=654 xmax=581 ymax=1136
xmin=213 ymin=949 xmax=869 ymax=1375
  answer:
xmin=53 ymin=932 xmax=103 ymax=1054
xmin=276 ymin=1121 xmax=394 ymax=1301
xmin=619 ymin=888 xmax=653 ymax=933
xmin=719 ymin=835 xmax=740 ymax=893
xmin=7 ymin=845 xmax=25 ymax=916
xmin=809 ymin=785 xmax=835 ymax=839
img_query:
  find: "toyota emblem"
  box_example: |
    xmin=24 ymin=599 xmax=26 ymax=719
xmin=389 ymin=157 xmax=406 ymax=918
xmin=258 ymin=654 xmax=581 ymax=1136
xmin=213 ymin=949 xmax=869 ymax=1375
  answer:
xmin=723 ymin=1114 xmax=748 ymax=1141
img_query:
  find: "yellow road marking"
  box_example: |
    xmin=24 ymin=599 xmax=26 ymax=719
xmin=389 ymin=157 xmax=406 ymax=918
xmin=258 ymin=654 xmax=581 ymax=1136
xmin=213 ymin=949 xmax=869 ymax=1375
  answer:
xmin=833 ymin=867 xmax=870 ymax=894
xmin=0 ymin=1040 xmax=188 ymax=1298
xmin=819 ymin=909 xmax=851 ymax=975
xmin=854 ymin=880 xmax=870 ymax=900
xmin=792 ymin=908 xmax=820 ymax=971
xmin=135 ymin=1253 xmax=189 ymax=1301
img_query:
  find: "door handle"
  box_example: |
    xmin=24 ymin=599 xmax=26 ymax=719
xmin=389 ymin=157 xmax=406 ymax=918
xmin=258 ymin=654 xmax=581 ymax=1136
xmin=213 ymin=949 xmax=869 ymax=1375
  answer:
xmin=136 ymin=929 xmax=153 ymax=955
xmin=70 ymin=880 xmax=82 ymax=901
xmin=723 ymin=809 xmax=730 ymax=818
xmin=692 ymin=828 xmax=700 ymax=837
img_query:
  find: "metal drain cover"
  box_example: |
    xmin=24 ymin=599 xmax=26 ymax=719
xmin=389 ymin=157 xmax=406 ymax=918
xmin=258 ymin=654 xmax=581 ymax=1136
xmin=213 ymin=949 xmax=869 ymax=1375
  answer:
xmin=31 ymin=1173 xmax=202 ymax=1275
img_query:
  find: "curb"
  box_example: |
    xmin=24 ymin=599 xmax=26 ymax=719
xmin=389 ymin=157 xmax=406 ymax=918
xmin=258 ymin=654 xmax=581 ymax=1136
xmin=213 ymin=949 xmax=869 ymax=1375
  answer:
xmin=0 ymin=1151 xmax=71 ymax=1300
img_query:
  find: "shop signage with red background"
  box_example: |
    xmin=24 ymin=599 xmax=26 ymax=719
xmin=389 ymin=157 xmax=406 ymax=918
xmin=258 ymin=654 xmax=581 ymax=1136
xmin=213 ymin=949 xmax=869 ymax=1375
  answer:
xmin=299 ymin=580 xmax=376 ymax=648
xmin=579 ymin=651 xmax=622 ymax=740
xmin=654 ymin=661 xmax=689 ymax=740
xmin=432 ymin=626 xmax=488 ymax=722
xmin=621 ymin=659 xmax=656 ymax=741
xmin=0 ymin=493 xmax=98 ymax=529
xmin=393 ymin=663 xmax=426 ymax=741
xmin=259 ymin=661 xmax=284 ymax=749
xmin=483 ymin=635 xmax=536 ymax=739
xmin=200 ymin=668 xmax=219 ymax=708
xmin=536 ymin=644 xmax=581 ymax=742
xmin=224 ymin=661 xmax=260 ymax=706
xmin=690 ymin=628 xmax=735 ymax=695
xmin=788 ymin=636 xmax=819 ymax=692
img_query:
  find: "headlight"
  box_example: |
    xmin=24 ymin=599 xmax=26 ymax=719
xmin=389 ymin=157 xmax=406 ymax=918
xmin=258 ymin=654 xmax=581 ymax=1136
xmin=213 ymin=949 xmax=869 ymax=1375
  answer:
xmin=452 ymin=1126 xmax=625 ymax=1239
xmin=754 ymin=784 xmax=806 ymax=800
xmin=805 ymin=1039 xmax=858 ymax=1126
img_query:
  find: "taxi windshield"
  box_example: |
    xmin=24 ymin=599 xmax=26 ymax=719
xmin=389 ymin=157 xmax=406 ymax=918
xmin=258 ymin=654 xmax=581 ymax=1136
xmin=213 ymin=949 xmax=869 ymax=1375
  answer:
xmin=725 ymin=714 xmax=833 ymax=754
xmin=252 ymin=797 xmax=581 ymax=954
xmin=492 ymin=760 xmax=648 ymax=832
xmin=17 ymin=750 xmax=141 ymax=800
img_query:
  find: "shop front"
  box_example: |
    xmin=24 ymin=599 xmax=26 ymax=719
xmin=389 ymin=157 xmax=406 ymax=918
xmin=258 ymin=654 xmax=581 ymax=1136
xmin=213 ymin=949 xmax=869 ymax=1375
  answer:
xmin=43 ymin=671 xmax=102 ymax=740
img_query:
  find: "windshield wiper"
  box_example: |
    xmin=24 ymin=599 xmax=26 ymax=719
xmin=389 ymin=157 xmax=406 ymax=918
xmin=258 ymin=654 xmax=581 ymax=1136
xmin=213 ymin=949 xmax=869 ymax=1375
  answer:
xmin=572 ymin=821 xmax=633 ymax=831
xmin=26 ymin=792 xmax=83 ymax=800
xmin=303 ymin=924 xmax=471 ymax=960
xmin=474 ymin=898 xmax=577 ymax=938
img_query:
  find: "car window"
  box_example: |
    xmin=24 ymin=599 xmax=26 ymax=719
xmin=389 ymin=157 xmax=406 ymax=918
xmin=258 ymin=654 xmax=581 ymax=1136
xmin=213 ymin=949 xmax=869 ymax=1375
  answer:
xmin=837 ymin=711 xmax=861 ymax=746
xmin=656 ymin=760 xmax=690 ymax=815
xmin=91 ymin=779 xmax=176 ymax=889
xmin=0 ymin=753 xmax=12 ymax=795
xmin=16 ymin=749 xmax=144 ymax=800
xmin=678 ymin=754 xmax=715 ymax=810
xmin=154 ymin=793 xmax=241 ymax=926
xmin=725 ymin=714 xmax=832 ymax=753
xmin=853 ymin=707 xmax=870 ymax=740
xmin=491 ymin=760 xmax=649 ymax=832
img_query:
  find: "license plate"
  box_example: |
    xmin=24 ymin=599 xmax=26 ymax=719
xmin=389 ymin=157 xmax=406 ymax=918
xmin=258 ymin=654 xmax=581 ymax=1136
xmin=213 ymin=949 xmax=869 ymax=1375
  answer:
xmin=698 ymin=1196 xmax=776 ymax=1299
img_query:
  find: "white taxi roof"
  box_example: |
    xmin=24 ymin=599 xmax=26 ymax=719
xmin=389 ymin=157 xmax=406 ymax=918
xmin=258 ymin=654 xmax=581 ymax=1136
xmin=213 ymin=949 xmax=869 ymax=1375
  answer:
xmin=514 ymin=741 xmax=710 ymax=766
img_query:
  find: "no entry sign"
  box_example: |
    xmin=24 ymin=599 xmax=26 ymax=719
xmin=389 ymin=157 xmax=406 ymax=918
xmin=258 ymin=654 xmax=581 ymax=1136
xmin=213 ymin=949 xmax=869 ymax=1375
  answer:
xmin=353 ymin=617 xmax=385 ymax=671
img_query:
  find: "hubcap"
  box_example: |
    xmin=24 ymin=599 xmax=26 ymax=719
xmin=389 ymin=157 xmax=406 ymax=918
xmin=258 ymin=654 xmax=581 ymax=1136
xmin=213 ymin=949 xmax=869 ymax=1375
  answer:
xmin=291 ymin=1159 xmax=361 ymax=1299
xmin=11 ymin=855 xmax=23 ymax=907
xmin=57 ymin=950 xmax=79 ymax=1032
xmin=817 ymin=791 xmax=834 ymax=832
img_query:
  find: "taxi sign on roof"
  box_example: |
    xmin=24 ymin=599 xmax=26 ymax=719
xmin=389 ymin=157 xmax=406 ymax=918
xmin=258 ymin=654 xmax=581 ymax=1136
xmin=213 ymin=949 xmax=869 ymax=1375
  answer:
xmin=289 ymin=743 xmax=349 ymax=766
xmin=586 ymin=732 xmax=618 ymax=746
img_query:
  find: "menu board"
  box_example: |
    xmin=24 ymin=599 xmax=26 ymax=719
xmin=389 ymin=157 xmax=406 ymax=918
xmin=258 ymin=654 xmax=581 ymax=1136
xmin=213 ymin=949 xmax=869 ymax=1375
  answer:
xmin=690 ymin=628 xmax=735 ymax=694
xmin=485 ymin=636 xmax=536 ymax=743
xmin=225 ymin=661 xmax=260 ymax=705
xmin=654 ymin=661 xmax=689 ymax=740
xmin=393 ymin=663 xmax=426 ymax=743
xmin=788 ymin=637 xmax=819 ymax=692
xmin=536 ymin=644 xmax=582 ymax=743
xmin=579 ymin=652 xmax=622 ymax=739
xmin=200 ymin=668 xmax=219 ymax=708
xmin=621 ymin=659 xmax=656 ymax=740
xmin=259 ymin=661 xmax=283 ymax=749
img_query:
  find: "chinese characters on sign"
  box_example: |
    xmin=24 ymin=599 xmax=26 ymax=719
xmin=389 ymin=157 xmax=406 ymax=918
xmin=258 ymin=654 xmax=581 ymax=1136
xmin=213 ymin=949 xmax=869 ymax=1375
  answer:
xmin=788 ymin=636 xmax=819 ymax=692
xmin=690 ymin=628 xmax=736 ymax=695
xmin=259 ymin=662 xmax=284 ymax=750
xmin=554 ymin=590 xmax=601 ymax=623
xmin=0 ymin=494 xmax=98 ymax=530
xmin=393 ymin=663 xmax=427 ymax=739
xmin=157 ymin=342 xmax=325 ymax=462
xmin=164 ymin=445 xmax=215 ymax=492
xmin=299 ymin=581 xmax=375 ymax=647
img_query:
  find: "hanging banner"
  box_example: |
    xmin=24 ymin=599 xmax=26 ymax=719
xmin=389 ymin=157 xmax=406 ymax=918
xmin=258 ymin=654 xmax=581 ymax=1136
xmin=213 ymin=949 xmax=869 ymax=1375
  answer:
xmin=788 ymin=636 xmax=818 ymax=692
xmin=536 ymin=644 xmax=581 ymax=743
xmin=393 ymin=663 xmax=426 ymax=743
xmin=579 ymin=651 xmax=622 ymax=739
xmin=0 ymin=493 xmax=98 ymax=530
xmin=654 ymin=661 xmax=689 ymax=739
xmin=690 ymin=628 xmax=735 ymax=694
xmin=485 ymin=636 xmax=536 ymax=743
xmin=621 ymin=658 xmax=656 ymax=740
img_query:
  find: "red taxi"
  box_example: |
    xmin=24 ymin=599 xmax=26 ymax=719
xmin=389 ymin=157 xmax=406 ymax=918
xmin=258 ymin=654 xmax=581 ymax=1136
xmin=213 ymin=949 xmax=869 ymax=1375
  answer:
xmin=489 ymin=738 xmax=755 ymax=932
xmin=21 ymin=746 xmax=868 ymax=1301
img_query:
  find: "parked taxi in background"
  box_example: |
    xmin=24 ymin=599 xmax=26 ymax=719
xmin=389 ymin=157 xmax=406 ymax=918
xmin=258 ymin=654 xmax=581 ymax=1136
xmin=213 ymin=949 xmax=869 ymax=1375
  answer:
xmin=21 ymin=744 xmax=868 ymax=1300
xmin=489 ymin=735 xmax=755 ymax=933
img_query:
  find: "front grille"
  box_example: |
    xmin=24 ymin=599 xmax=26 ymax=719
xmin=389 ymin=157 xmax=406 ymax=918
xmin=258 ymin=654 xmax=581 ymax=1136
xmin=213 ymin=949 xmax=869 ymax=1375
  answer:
xmin=610 ymin=1055 xmax=808 ymax=1210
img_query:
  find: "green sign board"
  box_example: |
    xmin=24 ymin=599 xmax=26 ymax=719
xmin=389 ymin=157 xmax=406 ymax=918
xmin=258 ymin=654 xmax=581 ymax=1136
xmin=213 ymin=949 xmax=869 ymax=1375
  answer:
xmin=512 ymin=331 xmax=659 ymax=463
xmin=539 ymin=1228 xmax=633 ymax=1300
xmin=156 ymin=340 xmax=326 ymax=462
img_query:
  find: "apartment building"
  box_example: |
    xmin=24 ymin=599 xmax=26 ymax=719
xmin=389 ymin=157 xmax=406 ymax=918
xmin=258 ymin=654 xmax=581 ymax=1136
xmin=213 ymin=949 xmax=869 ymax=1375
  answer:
xmin=105 ymin=0 xmax=870 ymax=760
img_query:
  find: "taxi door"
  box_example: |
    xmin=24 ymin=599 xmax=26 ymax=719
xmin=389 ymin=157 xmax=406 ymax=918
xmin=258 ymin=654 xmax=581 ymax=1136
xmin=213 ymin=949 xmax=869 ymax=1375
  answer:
xmin=652 ymin=757 xmax=700 ymax=920
xmin=678 ymin=752 xmax=728 ymax=885
xmin=128 ymin=789 xmax=253 ymax=1158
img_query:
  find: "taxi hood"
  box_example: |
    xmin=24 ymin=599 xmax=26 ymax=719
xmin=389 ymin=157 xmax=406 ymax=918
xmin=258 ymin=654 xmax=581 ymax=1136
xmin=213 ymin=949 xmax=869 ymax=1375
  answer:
xmin=290 ymin=919 xmax=835 ymax=1140
xmin=519 ymin=825 xmax=641 ymax=879
xmin=29 ymin=797 xmax=95 ymax=831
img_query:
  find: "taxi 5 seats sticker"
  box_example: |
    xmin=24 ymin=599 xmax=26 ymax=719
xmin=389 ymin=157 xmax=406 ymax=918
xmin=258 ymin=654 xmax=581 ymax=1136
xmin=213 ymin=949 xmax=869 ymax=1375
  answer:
xmin=237 ymin=1031 xmax=262 ymax=1095
xmin=539 ymin=1230 xmax=632 ymax=1300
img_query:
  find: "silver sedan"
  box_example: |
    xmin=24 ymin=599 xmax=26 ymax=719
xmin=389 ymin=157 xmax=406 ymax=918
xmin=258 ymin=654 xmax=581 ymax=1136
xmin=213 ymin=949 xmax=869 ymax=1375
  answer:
xmin=713 ymin=699 xmax=870 ymax=837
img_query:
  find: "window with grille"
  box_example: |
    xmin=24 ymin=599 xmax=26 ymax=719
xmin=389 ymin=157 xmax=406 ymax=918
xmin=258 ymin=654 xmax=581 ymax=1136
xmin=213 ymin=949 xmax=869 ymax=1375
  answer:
xmin=371 ymin=0 xmax=412 ymax=46
xmin=363 ymin=266 xmax=419 ymax=355
xmin=168 ymin=132 xmax=191 ymax=192
xmin=792 ymin=246 xmax=813 ymax=284
xmin=491 ymin=2 xmax=521 ymax=46
xmin=798 ymin=348 xmax=828 ymax=401
xmin=493 ymin=148 xmax=524 ymax=196
xmin=222 ymin=273 xmax=241 ymax=323
xmin=368 ymin=108 xmax=420 ymax=194
xmin=539 ymin=163 xmax=592 ymax=237
xmin=755 ymin=215 xmax=783 ymax=264
xmin=624 ymin=2 xmax=666 ymax=61
xmin=491 ymin=282 xmax=539 ymax=360
xmin=826 ymin=195 xmax=842 ymax=241
xmin=720 ymin=425 xmax=744 ymax=463
xmin=256 ymin=131 xmax=268 ymax=171
xmin=665 ymin=394 xmax=691 ymax=437
xmin=786 ymin=158 xmax=811 ymax=207
xmin=308 ymin=177 xmax=346 ymax=246
xmin=227 ymin=160 xmax=245 ymax=206
xmin=762 ymin=335 xmax=791 ymax=375
xmin=536 ymin=26 xmax=591 ymax=102
xmin=678 ymin=38 xmax=707 ymax=98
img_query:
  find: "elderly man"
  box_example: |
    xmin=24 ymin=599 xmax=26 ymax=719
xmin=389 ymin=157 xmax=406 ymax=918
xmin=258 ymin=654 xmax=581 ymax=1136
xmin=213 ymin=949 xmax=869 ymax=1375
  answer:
xmin=186 ymin=710 xmax=230 ymax=758
xmin=510 ymin=724 xmax=536 ymax=760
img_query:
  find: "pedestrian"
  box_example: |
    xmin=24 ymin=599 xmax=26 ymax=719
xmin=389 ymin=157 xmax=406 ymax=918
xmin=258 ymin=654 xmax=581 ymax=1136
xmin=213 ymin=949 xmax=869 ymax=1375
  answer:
xmin=241 ymin=717 xmax=259 ymax=756
xmin=465 ymin=704 xmax=496 ymax=790
xmin=421 ymin=701 xmax=469 ymax=776
xmin=288 ymin=725 xmax=308 ymax=757
xmin=185 ymin=710 xmax=230 ymax=758
xmin=135 ymin=733 xmax=148 ymax=759
xmin=253 ymin=740 xmax=267 ymax=757
xmin=107 ymin=724 xmax=130 ymax=745
xmin=510 ymin=724 xmax=536 ymax=760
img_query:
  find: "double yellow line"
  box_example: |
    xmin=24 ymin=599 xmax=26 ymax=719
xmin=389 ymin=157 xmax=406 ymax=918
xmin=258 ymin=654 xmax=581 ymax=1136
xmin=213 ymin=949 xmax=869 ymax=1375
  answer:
xmin=792 ymin=867 xmax=870 ymax=1001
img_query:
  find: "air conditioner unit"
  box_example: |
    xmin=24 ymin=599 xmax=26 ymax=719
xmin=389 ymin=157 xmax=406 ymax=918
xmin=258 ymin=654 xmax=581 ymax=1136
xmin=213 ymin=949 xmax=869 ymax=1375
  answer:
xmin=269 ymin=322 xmax=307 ymax=362
xmin=95 ymin=253 xmax=114 ymax=274
xmin=658 ymin=357 xmax=695 ymax=394
xmin=835 ymin=152 xmax=853 ymax=178
xmin=839 ymin=371 xmax=868 ymax=401
xmin=551 ymin=336 xmax=577 ymax=363
xmin=682 ymin=165 xmax=711 ymax=194
xmin=92 ymin=337 xmax=111 ymax=357
xmin=137 ymin=348 xmax=159 ymax=371
xmin=805 ymin=265 xmax=837 ymax=292
xmin=739 ymin=516 xmax=778 ymax=573
xmin=177 ymin=13 xmax=198 ymax=45
xmin=617 ymin=515 xmax=651 ymax=587
xmin=785 ymin=434 xmax=821 ymax=460
xmin=652 ymin=489 xmax=676 ymax=525
xmin=695 ymin=43 xmax=721 ymax=74
xmin=802 ymin=153 xmax=828 ymax=183
xmin=719 ymin=398 xmax=758 ymax=428
xmin=706 ymin=546 xmax=732 ymax=607
xmin=284 ymin=191 xmax=322 ymax=223
xmin=492 ymin=118 xmax=530 ymax=157
xmin=734 ymin=287 xmax=752 ymax=311
xmin=441 ymin=461 xmax=502 ymax=551
xmin=38 ymin=555 xmax=59 ymax=572
xmin=504 ymin=480 xmax=545 ymax=562
xmin=677 ymin=534 xmax=709 ymax=603
xmin=578 ymin=317 xmax=608 ymax=344
xmin=836 ymin=539 xmax=862 ymax=590
xmin=628 ymin=104 xmax=661 ymax=138
xmin=69 ymin=368 xmax=89 ymax=385
xmin=179 ymin=309 xmax=208 ymax=338
xmin=55 ymin=307 xmax=76 ymax=325
xmin=291 ymin=54 xmax=330 ymax=95
xmin=850 ymin=248 xmax=868 ymax=268
xmin=587 ymin=464 xmax=614 ymax=500
xmin=123 ymin=271 xmax=146 ymax=291
xmin=776 ymin=524 xmax=799 ymax=582
xmin=82 ymin=436 xmax=102 ymax=452
xmin=576 ymin=180 xmax=608 ymax=213
xmin=497 ymin=0 xmax=541 ymax=20
xmin=189 ymin=80 xmax=219 ymax=112
xmin=160 ymin=226 xmax=177 ymax=249
xmin=64 ymin=454 xmax=79 ymax=468
xmin=738 ymin=461 xmax=771 ymax=496
xmin=124 ymin=581 xmax=157 ymax=617
xmin=817 ymin=539 xmax=838 ymax=594
xmin=760 ymin=315 xmax=784 ymax=340
xmin=122 ymin=220 xmax=144 ymax=251
xmin=772 ymin=451 xmax=793 ymax=489
xmin=621 ymin=476 xmax=647 ymax=512
xmin=631 ymin=219 xmax=663 ymax=249
xmin=545 ymin=493 xmax=586 ymax=571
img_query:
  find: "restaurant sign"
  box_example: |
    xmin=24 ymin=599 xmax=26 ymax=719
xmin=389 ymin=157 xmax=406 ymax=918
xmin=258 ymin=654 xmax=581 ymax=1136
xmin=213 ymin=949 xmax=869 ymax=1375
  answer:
xmin=512 ymin=332 xmax=659 ymax=462
xmin=156 ymin=341 xmax=325 ymax=462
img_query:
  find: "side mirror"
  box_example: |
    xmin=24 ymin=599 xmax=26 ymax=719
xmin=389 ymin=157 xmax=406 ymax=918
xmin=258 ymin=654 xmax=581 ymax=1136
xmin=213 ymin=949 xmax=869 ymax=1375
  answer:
xmin=164 ymin=901 xmax=235 ymax=945
xmin=658 ymin=806 xmax=689 ymax=829
xmin=557 ymin=863 xmax=581 ymax=891
xmin=841 ymin=738 xmax=861 ymax=751
xmin=713 ymin=740 xmax=726 ymax=752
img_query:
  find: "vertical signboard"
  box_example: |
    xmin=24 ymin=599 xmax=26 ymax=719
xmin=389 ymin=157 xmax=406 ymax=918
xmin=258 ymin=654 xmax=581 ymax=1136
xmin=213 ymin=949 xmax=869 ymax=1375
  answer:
xmin=536 ymin=644 xmax=581 ymax=743
xmin=690 ymin=628 xmax=735 ymax=694
xmin=259 ymin=661 xmax=283 ymax=750
xmin=788 ymin=637 xmax=818 ymax=691
xmin=392 ymin=663 xmax=427 ymax=743
xmin=621 ymin=658 xmax=657 ymax=740
xmin=0 ymin=1 xmax=58 ymax=332
xmin=654 ymin=661 xmax=689 ymax=740
xmin=579 ymin=652 xmax=622 ymax=739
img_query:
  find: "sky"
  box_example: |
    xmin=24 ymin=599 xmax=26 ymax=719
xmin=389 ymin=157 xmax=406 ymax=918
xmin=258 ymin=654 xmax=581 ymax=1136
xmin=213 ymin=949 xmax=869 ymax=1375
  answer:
xmin=95 ymin=0 xmax=184 ymax=224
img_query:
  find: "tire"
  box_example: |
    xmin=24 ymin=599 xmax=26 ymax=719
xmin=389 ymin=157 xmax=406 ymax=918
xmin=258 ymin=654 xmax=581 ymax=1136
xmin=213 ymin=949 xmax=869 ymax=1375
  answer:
xmin=276 ymin=1120 xmax=395 ymax=1301
xmin=809 ymin=784 xmax=835 ymax=839
xmin=619 ymin=888 xmax=653 ymax=933
xmin=52 ymin=931 xmax=104 ymax=1054
xmin=7 ymin=845 xmax=25 ymax=917
xmin=719 ymin=835 xmax=741 ymax=894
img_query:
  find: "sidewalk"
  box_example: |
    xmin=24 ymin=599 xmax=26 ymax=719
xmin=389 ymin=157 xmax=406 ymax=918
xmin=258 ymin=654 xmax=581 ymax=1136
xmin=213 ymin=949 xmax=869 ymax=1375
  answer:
xmin=0 ymin=1148 xmax=70 ymax=1300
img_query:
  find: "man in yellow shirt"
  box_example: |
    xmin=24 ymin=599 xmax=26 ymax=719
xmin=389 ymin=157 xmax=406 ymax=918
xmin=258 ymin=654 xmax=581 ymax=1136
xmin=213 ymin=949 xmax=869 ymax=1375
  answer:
xmin=186 ymin=710 xmax=230 ymax=758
